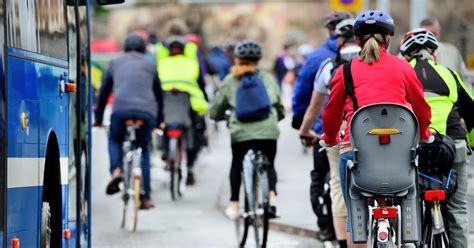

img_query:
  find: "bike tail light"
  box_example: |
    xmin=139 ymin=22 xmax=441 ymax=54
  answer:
xmin=378 ymin=134 xmax=391 ymax=145
xmin=373 ymin=207 xmax=398 ymax=219
xmin=424 ymin=190 xmax=446 ymax=202
xmin=167 ymin=129 xmax=182 ymax=138
xmin=10 ymin=238 xmax=19 ymax=248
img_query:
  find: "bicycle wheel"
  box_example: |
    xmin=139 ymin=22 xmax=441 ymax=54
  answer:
xmin=131 ymin=178 xmax=141 ymax=232
xmin=169 ymin=137 xmax=182 ymax=200
xmin=236 ymin=195 xmax=250 ymax=247
xmin=251 ymin=172 xmax=270 ymax=248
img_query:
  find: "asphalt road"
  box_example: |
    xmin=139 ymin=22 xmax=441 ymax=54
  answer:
xmin=90 ymin=125 xmax=322 ymax=248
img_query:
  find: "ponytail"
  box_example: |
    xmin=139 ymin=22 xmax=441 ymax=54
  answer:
xmin=360 ymin=34 xmax=388 ymax=64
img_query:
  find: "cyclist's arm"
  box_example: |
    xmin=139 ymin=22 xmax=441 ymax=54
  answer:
xmin=209 ymin=78 xmax=230 ymax=121
xmin=300 ymin=91 xmax=326 ymax=135
xmin=94 ymin=62 xmax=114 ymax=125
xmin=453 ymin=70 xmax=474 ymax=132
xmin=405 ymin=67 xmax=432 ymax=141
xmin=153 ymin=72 xmax=164 ymax=125
xmin=321 ymin=68 xmax=345 ymax=145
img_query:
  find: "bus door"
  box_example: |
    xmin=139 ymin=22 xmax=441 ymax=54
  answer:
xmin=67 ymin=1 xmax=91 ymax=246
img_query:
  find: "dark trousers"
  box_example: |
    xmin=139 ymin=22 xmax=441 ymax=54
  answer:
xmin=311 ymin=142 xmax=336 ymax=240
xmin=109 ymin=110 xmax=156 ymax=200
xmin=230 ymin=140 xmax=277 ymax=201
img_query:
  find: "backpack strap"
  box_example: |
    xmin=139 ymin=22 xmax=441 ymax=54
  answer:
xmin=343 ymin=61 xmax=358 ymax=111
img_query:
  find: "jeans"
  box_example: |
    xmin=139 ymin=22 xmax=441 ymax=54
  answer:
xmin=109 ymin=110 xmax=156 ymax=200
xmin=339 ymin=151 xmax=353 ymax=204
xmin=339 ymin=151 xmax=353 ymax=232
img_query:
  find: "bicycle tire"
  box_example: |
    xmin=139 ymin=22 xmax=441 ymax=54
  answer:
xmin=259 ymin=170 xmax=270 ymax=248
xmin=236 ymin=196 xmax=251 ymax=247
xmin=131 ymin=178 xmax=141 ymax=232
xmin=169 ymin=137 xmax=183 ymax=200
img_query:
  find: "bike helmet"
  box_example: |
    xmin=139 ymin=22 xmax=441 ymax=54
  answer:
xmin=335 ymin=18 xmax=355 ymax=39
xmin=234 ymin=40 xmax=262 ymax=61
xmin=324 ymin=11 xmax=352 ymax=30
xmin=354 ymin=10 xmax=395 ymax=37
xmin=400 ymin=28 xmax=438 ymax=57
xmin=167 ymin=36 xmax=186 ymax=55
xmin=124 ymin=34 xmax=146 ymax=53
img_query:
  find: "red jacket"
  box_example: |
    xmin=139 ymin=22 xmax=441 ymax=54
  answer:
xmin=322 ymin=48 xmax=432 ymax=145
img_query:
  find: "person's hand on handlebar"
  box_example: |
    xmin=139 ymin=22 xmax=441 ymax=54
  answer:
xmin=299 ymin=129 xmax=319 ymax=147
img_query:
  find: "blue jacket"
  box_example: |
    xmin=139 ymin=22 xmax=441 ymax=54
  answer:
xmin=292 ymin=36 xmax=338 ymax=134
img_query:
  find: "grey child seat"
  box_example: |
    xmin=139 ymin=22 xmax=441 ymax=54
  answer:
xmin=348 ymin=103 xmax=420 ymax=243
xmin=163 ymin=91 xmax=192 ymax=128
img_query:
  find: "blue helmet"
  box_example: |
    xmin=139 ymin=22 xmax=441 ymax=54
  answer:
xmin=354 ymin=10 xmax=395 ymax=37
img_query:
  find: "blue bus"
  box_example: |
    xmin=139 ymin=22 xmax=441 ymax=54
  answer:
xmin=0 ymin=0 xmax=122 ymax=247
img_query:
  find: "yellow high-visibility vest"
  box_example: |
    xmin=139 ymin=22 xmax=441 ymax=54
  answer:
xmin=156 ymin=42 xmax=208 ymax=115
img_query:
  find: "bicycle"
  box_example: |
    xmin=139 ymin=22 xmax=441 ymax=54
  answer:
xmin=166 ymin=124 xmax=186 ymax=200
xmin=163 ymin=89 xmax=192 ymax=200
xmin=235 ymin=149 xmax=271 ymax=248
xmin=418 ymin=168 xmax=456 ymax=247
xmin=120 ymin=119 xmax=144 ymax=232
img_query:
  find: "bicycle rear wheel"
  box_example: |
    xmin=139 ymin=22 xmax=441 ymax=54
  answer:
xmin=169 ymin=137 xmax=183 ymax=200
xmin=251 ymin=172 xmax=270 ymax=248
xmin=236 ymin=196 xmax=251 ymax=247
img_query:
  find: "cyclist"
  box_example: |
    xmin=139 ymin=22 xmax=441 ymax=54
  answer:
xmin=400 ymin=28 xmax=474 ymax=247
xmin=292 ymin=11 xmax=351 ymax=242
xmin=156 ymin=31 xmax=209 ymax=186
xmin=210 ymin=40 xmax=285 ymax=220
xmin=299 ymin=18 xmax=360 ymax=248
xmin=320 ymin=10 xmax=432 ymax=246
xmin=94 ymin=34 xmax=164 ymax=210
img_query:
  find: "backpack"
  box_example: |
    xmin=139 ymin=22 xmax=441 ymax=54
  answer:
xmin=235 ymin=72 xmax=272 ymax=122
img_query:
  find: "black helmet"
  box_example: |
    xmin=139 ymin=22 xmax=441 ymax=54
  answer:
xmin=234 ymin=40 xmax=262 ymax=61
xmin=124 ymin=34 xmax=146 ymax=53
xmin=324 ymin=11 xmax=352 ymax=30
xmin=167 ymin=36 xmax=186 ymax=55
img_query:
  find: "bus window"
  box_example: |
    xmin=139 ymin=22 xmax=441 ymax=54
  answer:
xmin=6 ymin=0 xmax=40 ymax=53
xmin=36 ymin=0 xmax=68 ymax=60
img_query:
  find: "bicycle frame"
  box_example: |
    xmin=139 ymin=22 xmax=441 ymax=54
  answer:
xmin=122 ymin=126 xmax=143 ymax=203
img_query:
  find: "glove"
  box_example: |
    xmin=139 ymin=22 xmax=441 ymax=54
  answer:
xmin=292 ymin=117 xmax=303 ymax=130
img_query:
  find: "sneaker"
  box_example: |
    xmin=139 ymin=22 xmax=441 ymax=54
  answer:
xmin=186 ymin=171 xmax=195 ymax=186
xmin=225 ymin=206 xmax=240 ymax=221
xmin=105 ymin=176 xmax=123 ymax=195
xmin=139 ymin=200 xmax=155 ymax=210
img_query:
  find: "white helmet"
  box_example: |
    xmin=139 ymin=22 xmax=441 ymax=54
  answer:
xmin=400 ymin=28 xmax=438 ymax=57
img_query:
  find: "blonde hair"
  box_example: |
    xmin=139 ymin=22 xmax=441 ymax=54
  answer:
xmin=360 ymin=34 xmax=388 ymax=64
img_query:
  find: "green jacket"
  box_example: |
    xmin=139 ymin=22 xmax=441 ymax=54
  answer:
xmin=210 ymin=70 xmax=285 ymax=143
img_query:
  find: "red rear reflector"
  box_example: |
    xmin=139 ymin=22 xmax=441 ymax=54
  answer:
xmin=64 ymin=229 xmax=71 ymax=240
xmin=378 ymin=134 xmax=391 ymax=145
xmin=66 ymin=83 xmax=77 ymax=92
xmin=373 ymin=207 xmax=398 ymax=219
xmin=167 ymin=129 xmax=182 ymax=138
xmin=379 ymin=231 xmax=389 ymax=241
xmin=424 ymin=190 xmax=446 ymax=202
xmin=11 ymin=238 xmax=19 ymax=248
